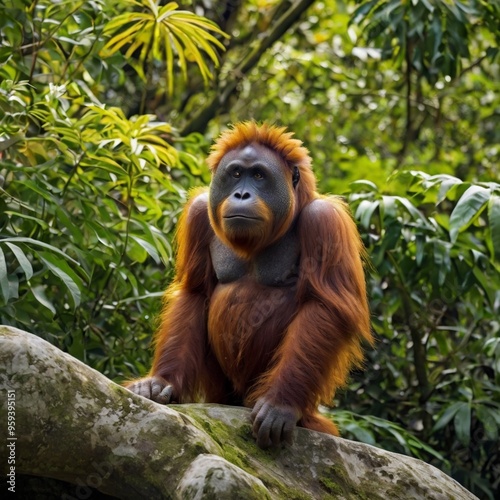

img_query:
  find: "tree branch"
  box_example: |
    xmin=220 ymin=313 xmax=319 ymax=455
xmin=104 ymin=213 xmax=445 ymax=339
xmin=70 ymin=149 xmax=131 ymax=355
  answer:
xmin=181 ymin=0 xmax=316 ymax=136
xmin=0 ymin=325 xmax=478 ymax=499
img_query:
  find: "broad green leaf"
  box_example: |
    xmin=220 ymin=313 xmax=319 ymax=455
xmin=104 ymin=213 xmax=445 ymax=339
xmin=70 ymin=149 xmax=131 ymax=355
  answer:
xmin=449 ymin=186 xmax=490 ymax=242
xmin=0 ymin=237 xmax=81 ymax=268
xmin=4 ymin=211 xmax=49 ymax=229
xmin=55 ymin=36 xmax=88 ymax=46
xmin=436 ymin=176 xmax=462 ymax=204
xmin=0 ymin=246 xmax=10 ymax=302
xmin=433 ymin=241 xmax=451 ymax=286
xmin=432 ymin=402 xmax=463 ymax=432
xmin=130 ymin=235 xmax=161 ymax=264
xmin=38 ymin=252 xmax=82 ymax=308
xmin=355 ymin=199 xmax=379 ymax=229
xmin=127 ymin=239 xmax=148 ymax=263
xmin=4 ymin=242 xmax=33 ymax=280
xmin=101 ymin=0 xmax=228 ymax=94
xmin=31 ymin=285 xmax=56 ymax=316
xmin=472 ymin=266 xmax=495 ymax=307
xmin=350 ymin=0 xmax=380 ymax=26
xmin=484 ymin=337 xmax=500 ymax=353
xmin=454 ymin=402 xmax=471 ymax=446
xmin=85 ymin=154 xmax=125 ymax=173
xmin=19 ymin=179 xmax=55 ymax=202
xmin=8 ymin=273 xmax=19 ymax=301
xmin=415 ymin=234 xmax=425 ymax=265
xmin=380 ymin=195 xmax=397 ymax=221
xmin=55 ymin=207 xmax=84 ymax=245
xmin=134 ymin=220 xmax=173 ymax=264
xmin=350 ymin=180 xmax=379 ymax=192
xmin=394 ymin=196 xmax=433 ymax=228
xmin=488 ymin=194 xmax=500 ymax=262
xmin=344 ymin=423 xmax=376 ymax=445
xmin=386 ymin=426 xmax=408 ymax=448
xmin=86 ymin=221 xmax=115 ymax=249
xmin=476 ymin=406 xmax=499 ymax=441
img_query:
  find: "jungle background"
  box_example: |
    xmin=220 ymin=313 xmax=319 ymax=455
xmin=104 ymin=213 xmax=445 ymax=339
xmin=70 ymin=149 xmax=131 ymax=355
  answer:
xmin=0 ymin=0 xmax=499 ymax=497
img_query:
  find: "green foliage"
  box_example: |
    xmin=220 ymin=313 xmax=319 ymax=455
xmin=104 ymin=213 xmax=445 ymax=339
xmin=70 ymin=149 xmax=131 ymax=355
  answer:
xmin=0 ymin=0 xmax=221 ymax=377
xmin=351 ymin=0 xmax=500 ymax=82
xmin=334 ymin=410 xmax=448 ymax=463
xmin=214 ymin=0 xmax=499 ymax=192
xmin=0 ymin=79 xmax=185 ymax=374
xmin=1 ymin=1 xmax=499 ymax=498
xmin=102 ymin=0 xmax=229 ymax=95
xmin=345 ymin=171 xmax=500 ymax=498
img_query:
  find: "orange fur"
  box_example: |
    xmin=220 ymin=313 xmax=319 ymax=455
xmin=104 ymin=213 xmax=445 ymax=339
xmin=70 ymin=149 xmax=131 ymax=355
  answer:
xmin=138 ymin=123 xmax=372 ymax=438
xmin=214 ymin=197 xmax=275 ymax=259
xmin=246 ymin=197 xmax=373 ymax=421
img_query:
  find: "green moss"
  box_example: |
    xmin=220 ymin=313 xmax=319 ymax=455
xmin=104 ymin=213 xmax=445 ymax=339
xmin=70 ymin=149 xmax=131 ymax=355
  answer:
xmin=175 ymin=406 xmax=452 ymax=500
xmin=178 ymin=408 xmax=252 ymax=470
xmin=175 ymin=406 xmax=303 ymax=497
xmin=319 ymin=476 xmax=343 ymax=496
xmin=278 ymin=485 xmax=315 ymax=500
xmin=318 ymin=463 xmax=352 ymax=498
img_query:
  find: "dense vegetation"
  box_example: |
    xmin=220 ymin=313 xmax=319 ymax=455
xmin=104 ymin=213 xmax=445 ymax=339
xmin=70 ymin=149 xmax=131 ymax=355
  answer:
xmin=1 ymin=0 xmax=499 ymax=497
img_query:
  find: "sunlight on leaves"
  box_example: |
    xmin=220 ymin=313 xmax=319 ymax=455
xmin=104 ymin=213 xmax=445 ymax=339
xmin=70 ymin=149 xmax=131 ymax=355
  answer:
xmin=102 ymin=0 xmax=229 ymax=94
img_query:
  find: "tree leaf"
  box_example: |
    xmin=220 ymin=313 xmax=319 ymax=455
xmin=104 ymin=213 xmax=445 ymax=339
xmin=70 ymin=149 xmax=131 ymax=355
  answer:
xmin=4 ymin=211 xmax=49 ymax=229
xmin=475 ymin=406 xmax=499 ymax=441
xmin=344 ymin=423 xmax=376 ymax=445
xmin=0 ymin=237 xmax=81 ymax=268
xmin=355 ymin=199 xmax=379 ymax=229
xmin=101 ymin=1 xmax=228 ymax=93
xmin=436 ymin=176 xmax=462 ymax=204
xmin=433 ymin=241 xmax=451 ymax=286
xmin=38 ymin=252 xmax=82 ymax=308
xmin=394 ymin=196 xmax=433 ymax=228
xmin=472 ymin=267 xmax=495 ymax=307
xmin=350 ymin=180 xmax=379 ymax=192
xmin=415 ymin=234 xmax=425 ymax=265
xmin=350 ymin=0 xmax=381 ymax=26
xmin=31 ymin=285 xmax=56 ymax=316
xmin=449 ymin=186 xmax=490 ymax=242
xmin=126 ymin=239 xmax=148 ymax=263
xmin=130 ymin=235 xmax=161 ymax=264
xmin=454 ymin=402 xmax=471 ymax=446
xmin=488 ymin=194 xmax=500 ymax=262
xmin=432 ymin=402 xmax=463 ymax=432
xmin=0 ymin=245 xmax=10 ymax=302
xmin=4 ymin=242 xmax=33 ymax=280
